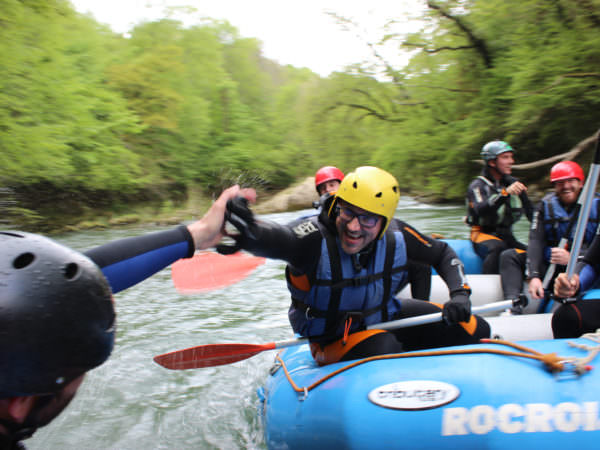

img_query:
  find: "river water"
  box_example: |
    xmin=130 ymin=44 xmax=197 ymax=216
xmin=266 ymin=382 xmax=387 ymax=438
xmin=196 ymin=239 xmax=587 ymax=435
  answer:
xmin=28 ymin=197 xmax=529 ymax=449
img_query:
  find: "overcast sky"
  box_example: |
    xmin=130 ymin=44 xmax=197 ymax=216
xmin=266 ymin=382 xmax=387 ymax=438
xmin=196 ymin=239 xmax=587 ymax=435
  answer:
xmin=69 ymin=0 xmax=424 ymax=77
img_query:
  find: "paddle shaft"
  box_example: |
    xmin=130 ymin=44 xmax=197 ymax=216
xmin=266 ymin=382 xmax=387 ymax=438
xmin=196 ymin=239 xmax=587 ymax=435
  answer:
xmin=373 ymin=299 xmax=515 ymax=331
xmin=277 ymin=299 xmax=516 ymax=346
xmin=566 ymin=131 xmax=600 ymax=280
xmin=154 ymin=299 xmax=518 ymax=370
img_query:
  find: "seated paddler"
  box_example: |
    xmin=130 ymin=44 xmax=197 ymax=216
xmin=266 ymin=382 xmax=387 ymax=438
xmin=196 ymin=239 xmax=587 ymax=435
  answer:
xmin=218 ymin=166 xmax=490 ymax=365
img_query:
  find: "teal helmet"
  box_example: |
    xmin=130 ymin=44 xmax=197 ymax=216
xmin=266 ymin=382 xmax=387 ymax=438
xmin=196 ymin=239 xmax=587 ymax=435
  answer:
xmin=481 ymin=141 xmax=514 ymax=161
xmin=0 ymin=231 xmax=116 ymax=397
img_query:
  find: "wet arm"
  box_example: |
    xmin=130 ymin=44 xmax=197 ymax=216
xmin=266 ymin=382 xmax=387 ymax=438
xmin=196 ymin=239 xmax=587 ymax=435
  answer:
xmin=467 ymin=182 xmax=509 ymax=217
xmin=85 ymin=225 xmax=194 ymax=294
xmin=401 ymin=223 xmax=470 ymax=297
xmin=236 ymin=218 xmax=322 ymax=271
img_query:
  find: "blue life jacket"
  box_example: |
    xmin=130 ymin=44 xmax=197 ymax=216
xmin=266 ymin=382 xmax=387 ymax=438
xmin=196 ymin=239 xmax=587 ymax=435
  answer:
xmin=287 ymin=223 xmax=408 ymax=341
xmin=541 ymin=192 xmax=600 ymax=261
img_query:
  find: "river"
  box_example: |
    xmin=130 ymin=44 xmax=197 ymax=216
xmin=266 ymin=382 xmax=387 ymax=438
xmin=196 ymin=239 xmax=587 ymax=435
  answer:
xmin=28 ymin=197 xmax=529 ymax=449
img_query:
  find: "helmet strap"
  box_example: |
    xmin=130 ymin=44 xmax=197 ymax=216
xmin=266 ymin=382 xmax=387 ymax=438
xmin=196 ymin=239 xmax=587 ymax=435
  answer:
xmin=486 ymin=162 xmax=503 ymax=181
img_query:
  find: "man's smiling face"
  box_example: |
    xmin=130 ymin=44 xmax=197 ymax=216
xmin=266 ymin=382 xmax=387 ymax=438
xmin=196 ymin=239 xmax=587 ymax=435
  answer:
xmin=335 ymin=200 xmax=383 ymax=254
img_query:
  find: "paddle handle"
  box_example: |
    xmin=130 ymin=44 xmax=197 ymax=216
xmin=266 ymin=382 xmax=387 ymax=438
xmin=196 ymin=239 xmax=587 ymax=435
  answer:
xmin=369 ymin=299 xmax=516 ymax=331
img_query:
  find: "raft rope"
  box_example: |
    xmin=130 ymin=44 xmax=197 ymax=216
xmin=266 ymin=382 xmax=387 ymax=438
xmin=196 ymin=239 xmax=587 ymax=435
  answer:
xmin=274 ymin=335 xmax=600 ymax=400
xmin=565 ymin=329 xmax=600 ymax=374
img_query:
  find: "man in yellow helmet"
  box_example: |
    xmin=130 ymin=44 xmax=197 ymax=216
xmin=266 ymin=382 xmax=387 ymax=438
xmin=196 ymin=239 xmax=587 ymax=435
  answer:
xmin=220 ymin=166 xmax=490 ymax=365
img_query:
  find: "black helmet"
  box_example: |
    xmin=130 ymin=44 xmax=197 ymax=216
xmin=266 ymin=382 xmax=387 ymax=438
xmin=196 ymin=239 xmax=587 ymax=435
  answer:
xmin=0 ymin=231 xmax=116 ymax=397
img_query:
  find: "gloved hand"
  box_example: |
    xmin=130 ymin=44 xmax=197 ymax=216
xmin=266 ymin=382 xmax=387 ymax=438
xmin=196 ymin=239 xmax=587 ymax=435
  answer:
xmin=216 ymin=196 xmax=257 ymax=255
xmin=442 ymin=294 xmax=471 ymax=325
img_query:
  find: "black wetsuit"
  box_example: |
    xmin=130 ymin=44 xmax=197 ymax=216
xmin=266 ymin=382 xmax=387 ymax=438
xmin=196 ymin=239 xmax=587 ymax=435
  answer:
xmin=466 ymin=168 xmax=528 ymax=274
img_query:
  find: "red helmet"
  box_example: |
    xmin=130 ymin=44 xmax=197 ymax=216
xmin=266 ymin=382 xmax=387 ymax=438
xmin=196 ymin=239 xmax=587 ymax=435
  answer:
xmin=550 ymin=161 xmax=584 ymax=183
xmin=315 ymin=166 xmax=344 ymax=192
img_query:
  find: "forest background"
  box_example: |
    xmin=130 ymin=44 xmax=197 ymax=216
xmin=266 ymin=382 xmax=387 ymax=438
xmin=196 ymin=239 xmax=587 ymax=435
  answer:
xmin=2 ymin=0 xmax=600 ymax=232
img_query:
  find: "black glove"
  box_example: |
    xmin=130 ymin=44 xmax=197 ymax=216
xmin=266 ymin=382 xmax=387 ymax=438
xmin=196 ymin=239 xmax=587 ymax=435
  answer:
xmin=442 ymin=294 xmax=471 ymax=325
xmin=216 ymin=196 xmax=257 ymax=255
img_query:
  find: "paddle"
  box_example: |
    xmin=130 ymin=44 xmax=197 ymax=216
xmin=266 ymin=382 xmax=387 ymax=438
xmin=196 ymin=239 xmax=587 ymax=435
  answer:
xmin=171 ymin=251 xmax=266 ymax=293
xmin=557 ymin=130 xmax=600 ymax=302
xmin=153 ymin=298 xmax=523 ymax=370
xmin=565 ymin=131 xmax=600 ymax=281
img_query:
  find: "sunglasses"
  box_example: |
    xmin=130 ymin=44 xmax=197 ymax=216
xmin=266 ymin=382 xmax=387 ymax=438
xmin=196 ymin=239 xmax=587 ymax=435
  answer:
xmin=336 ymin=205 xmax=380 ymax=228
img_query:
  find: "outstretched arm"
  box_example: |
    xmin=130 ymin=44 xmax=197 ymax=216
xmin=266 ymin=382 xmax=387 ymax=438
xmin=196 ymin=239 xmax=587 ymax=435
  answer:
xmin=86 ymin=185 xmax=256 ymax=293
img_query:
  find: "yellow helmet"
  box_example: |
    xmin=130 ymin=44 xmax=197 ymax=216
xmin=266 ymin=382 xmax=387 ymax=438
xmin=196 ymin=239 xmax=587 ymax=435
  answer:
xmin=329 ymin=166 xmax=400 ymax=238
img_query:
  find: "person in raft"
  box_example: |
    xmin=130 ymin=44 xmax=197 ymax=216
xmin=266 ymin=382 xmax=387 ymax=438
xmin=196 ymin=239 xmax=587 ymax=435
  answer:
xmin=0 ymin=185 xmax=255 ymax=449
xmin=501 ymin=161 xmax=598 ymax=310
xmin=217 ymin=166 xmax=490 ymax=366
xmin=466 ymin=140 xmax=531 ymax=274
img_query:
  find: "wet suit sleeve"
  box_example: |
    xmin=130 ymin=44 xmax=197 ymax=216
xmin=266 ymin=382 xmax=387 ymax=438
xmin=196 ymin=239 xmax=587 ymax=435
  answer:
xmin=85 ymin=225 xmax=195 ymax=294
xmin=399 ymin=221 xmax=470 ymax=299
xmin=467 ymin=178 xmax=509 ymax=219
xmin=234 ymin=217 xmax=322 ymax=272
xmin=525 ymin=202 xmax=547 ymax=279
xmin=577 ymin=232 xmax=600 ymax=292
xmin=399 ymin=221 xmax=471 ymax=323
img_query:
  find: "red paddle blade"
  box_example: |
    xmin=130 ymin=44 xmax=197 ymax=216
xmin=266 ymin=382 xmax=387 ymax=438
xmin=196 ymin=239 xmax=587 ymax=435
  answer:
xmin=171 ymin=252 xmax=265 ymax=293
xmin=153 ymin=342 xmax=277 ymax=369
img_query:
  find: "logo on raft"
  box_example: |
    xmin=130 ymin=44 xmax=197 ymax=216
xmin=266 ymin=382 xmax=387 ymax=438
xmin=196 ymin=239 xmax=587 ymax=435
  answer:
xmin=368 ymin=380 xmax=460 ymax=410
xmin=442 ymin=401 xmax=600 ymax=435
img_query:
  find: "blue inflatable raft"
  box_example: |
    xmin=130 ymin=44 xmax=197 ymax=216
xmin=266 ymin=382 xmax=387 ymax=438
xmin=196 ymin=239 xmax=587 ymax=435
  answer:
xmin=257 ymin=240 xmax=600 ymax=448
xmin=258 ymin=336 xmax=600 ymax=449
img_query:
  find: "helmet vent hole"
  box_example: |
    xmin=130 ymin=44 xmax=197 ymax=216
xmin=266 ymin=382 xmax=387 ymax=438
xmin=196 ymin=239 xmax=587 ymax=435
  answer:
xmin=375 ymin=192 xmax=382 ymax=198
xmin=64 ymin=263 xmax=79 ymax=280
xmin=13 ymin=252 xmax=35 ymax=269
xmin=352 ymin=181 xmax=358 ymax=189
xmin=393 ymin=186 xmax=398 ymax=193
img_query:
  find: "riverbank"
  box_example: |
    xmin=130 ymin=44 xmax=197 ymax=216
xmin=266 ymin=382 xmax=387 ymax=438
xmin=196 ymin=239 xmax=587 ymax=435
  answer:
xmin=3 ymin=178 xmax=320 ymax=234
xmin=4 ymin=176 xmax=547 ymax=234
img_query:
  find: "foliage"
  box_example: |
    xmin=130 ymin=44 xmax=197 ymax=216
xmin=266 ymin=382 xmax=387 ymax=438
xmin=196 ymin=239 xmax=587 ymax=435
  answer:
xmin=3 ymin=0 xmax=600 ymax=230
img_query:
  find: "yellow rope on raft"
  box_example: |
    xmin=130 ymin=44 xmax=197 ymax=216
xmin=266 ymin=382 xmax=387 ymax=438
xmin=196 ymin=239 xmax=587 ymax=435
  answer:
xmin=274 ymin=336 xmax=600 ymax=397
